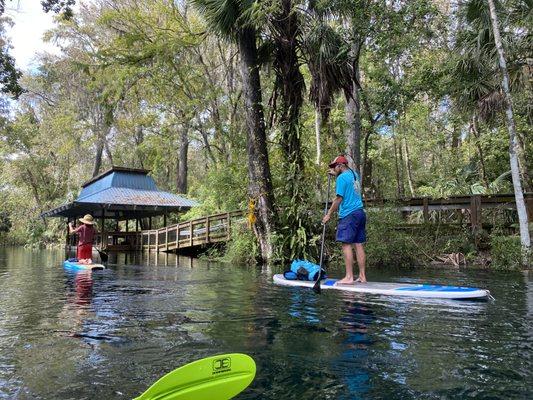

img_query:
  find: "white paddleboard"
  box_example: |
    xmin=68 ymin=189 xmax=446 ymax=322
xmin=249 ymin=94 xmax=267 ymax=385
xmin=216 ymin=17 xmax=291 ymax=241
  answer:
xmin=273 ymin=274 xmax=490 ymax=300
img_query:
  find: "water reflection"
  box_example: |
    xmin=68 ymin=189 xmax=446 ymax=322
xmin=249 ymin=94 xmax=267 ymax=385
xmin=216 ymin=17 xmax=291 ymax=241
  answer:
xmin=72 ymin=270 xmax=94 ymax=306
xmin=0 ymin=248 xmax=532 ymax=399
xmin=58 ymin=269 xmax=96 ymax=341
xmin=336 ymin=298 xmax=373 ymax=399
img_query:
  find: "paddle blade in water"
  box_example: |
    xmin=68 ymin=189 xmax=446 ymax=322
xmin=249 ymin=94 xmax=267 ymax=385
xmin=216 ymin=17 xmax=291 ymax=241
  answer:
xmin=134 ymin=353 xmax=256 ymax=400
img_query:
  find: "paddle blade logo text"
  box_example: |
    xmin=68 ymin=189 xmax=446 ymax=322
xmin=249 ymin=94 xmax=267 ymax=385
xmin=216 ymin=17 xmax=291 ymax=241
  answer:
xmin=212 ymin=357 xmax=232 ymax=375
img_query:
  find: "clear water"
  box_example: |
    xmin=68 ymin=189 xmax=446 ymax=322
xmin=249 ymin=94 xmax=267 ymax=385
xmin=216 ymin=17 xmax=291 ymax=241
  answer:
xmin=0 ymin=247 xmax=531 ymax=399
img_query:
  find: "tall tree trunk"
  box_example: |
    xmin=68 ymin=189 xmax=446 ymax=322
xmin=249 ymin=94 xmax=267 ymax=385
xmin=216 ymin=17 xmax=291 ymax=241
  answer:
xmin=196 ymin=119 xmax=217 ymax=166
xmin=134 ymin=125 xmax=144 ymax=168
xmin=403 ymin=137 xmax=415 ymax=197
xmin=238 ymin=27 xmax=276 ymax=263
xmin=92 ymin=105 xmax=113 ymax=177
xmin=488 ymin=0 xmax=531 ymax=256
xmin=176 ymin=125 xmax=189 ymax=194
xmin=92 ymin=133 xmax=105 ymax=177
xmin=273 ymin=0 xmax=305 ymax=177
xmin=25 ymin=168 xmax=42 ymax=211
xmin=104 ymin=140 xmax=114 ymax=166
xmin=451 ymin=123 xmax=460 ymax=149
xmin=314 ymin=109 xmax=322 ymax=165
xmin=345 ymin=49 xmax=362 ymax=172
xmin=515 ymin=130 xmax=532 ymax=192
xmin=361 ymin=129 xmax=371 ymax=190
xmin=393 ymin=132 xmax=404 ymax=198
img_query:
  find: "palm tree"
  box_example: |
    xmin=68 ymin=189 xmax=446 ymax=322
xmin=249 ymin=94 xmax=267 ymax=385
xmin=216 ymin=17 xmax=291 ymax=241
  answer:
xmin=486 ymin=0 xmax=530 ymax=259
xmin=302 ymin=7 xmax=351 ymax=165
xmin=453 ymin=0 xmax=531 ymax=188
xmin=453 ymin=0 xmax=530 ymax=259
xmin=268 ymin=0 xmax=306 ymax=176
xmin=192 ymin=0 xmax=276 ymax=262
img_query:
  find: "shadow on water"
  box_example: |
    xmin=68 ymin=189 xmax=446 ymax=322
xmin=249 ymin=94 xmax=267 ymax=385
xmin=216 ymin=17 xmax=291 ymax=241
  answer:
xmin=0 ymin=247 xmax=531 ymax=399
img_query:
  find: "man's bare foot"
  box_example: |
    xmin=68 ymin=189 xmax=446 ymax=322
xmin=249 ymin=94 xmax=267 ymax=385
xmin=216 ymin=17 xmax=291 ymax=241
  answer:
xmin=355 ymin=277 xmax=367 ymax=283
xmin=336 ymin=277 xmax=354 ymax=285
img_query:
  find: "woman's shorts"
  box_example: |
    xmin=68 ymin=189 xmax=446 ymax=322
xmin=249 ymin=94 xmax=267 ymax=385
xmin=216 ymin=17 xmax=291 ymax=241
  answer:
xmin=77 ymin=243 xmax=93 ymax=260
xmin=336 ymin=209 xmax=366 ymax=244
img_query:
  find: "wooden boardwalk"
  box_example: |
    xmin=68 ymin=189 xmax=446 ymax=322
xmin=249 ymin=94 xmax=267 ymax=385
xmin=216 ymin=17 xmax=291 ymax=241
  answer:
xmin=365 ymin=193 xmax=533 ymax=229
xmin=69 ymin=193 xmax=532 ymax=254
xmin=140 ymin=210 xmax=245 ymax=252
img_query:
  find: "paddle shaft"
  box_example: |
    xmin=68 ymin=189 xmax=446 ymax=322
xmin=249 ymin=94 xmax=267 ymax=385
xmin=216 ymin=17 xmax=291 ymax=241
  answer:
xmin=94 ymin=246 xmax=108 ymax=263
xmin=313 ymin=174 xmax=332 ymax=293
xmin=319 ymin=174 xmax=332 ymax=268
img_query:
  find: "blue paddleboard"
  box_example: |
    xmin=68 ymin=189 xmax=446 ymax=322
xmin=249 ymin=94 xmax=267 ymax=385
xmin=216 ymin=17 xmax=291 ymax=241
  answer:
xmin=63 ymin=260 xmax=105 ymax=271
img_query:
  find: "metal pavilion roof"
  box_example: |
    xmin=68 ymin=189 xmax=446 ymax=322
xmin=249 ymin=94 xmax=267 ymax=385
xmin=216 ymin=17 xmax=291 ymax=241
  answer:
xmin=41 ymin=167 xmax=198 ymax=219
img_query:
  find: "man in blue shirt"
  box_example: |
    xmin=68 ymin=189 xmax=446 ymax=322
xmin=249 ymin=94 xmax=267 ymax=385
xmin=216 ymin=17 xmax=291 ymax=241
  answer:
xmin=322 ymin=155 xmax=367 ymax=284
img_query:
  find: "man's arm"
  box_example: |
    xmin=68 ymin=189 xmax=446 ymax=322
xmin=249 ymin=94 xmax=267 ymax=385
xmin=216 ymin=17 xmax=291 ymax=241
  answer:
xmin=322 ymin=195 xmax=342 ymax=224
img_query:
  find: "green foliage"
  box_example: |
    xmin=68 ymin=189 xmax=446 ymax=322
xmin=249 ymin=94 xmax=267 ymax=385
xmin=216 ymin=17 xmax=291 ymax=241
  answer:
xmin=363 ymin=208 xmax=417 ymax=268
xmin=0 ymin=16 xmax=23 ymax=97
xmin=490 ymin=235 xmax=530 ymax=270
xmin=181 ymin=162 xmax=248 ymax=221
xmin=220 ymin=224 xmax=259 ymax=265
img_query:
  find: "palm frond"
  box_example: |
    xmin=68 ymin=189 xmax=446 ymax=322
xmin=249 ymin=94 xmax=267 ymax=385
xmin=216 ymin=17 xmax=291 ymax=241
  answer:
xmin=191 ymin=0 xmax=244 ymax=38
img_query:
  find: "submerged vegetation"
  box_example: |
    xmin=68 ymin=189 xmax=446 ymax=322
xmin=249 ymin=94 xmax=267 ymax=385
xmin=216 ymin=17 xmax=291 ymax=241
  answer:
xmin=0 ymin=0 xmax=531 ymax=268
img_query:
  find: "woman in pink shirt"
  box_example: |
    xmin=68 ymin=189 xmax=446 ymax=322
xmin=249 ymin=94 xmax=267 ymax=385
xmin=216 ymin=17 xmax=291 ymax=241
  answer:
xmin=68 ymin=214 xmax=96 ymax=264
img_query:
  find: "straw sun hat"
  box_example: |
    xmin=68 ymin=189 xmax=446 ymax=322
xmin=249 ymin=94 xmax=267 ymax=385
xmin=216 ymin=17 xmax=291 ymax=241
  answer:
xmin=79 ymin=214 xmax=95 ymax=225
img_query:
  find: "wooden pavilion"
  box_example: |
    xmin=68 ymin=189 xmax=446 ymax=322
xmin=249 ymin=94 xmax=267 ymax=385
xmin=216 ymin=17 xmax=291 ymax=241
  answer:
xmin=41 ymin=166 xmax=198 ymax=251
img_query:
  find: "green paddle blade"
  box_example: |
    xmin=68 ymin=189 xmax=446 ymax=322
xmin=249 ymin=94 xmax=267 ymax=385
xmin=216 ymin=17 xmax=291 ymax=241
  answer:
xmin=134 ymin=353 xmax=256 ymax=400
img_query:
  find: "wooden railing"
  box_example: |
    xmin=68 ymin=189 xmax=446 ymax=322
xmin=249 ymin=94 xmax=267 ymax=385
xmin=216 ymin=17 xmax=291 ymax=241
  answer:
xmin=67 ymin=232 xmax=143 ymax=250
xmin=364 ymin=193 xmax=533 ymax=229
xmin=140 ymin=210 xmax=245 ymax=252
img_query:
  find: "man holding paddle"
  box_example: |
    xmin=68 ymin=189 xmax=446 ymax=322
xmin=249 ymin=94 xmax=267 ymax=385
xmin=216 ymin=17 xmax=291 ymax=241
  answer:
xmin=322 ymin=155 xmax=367 ymax=284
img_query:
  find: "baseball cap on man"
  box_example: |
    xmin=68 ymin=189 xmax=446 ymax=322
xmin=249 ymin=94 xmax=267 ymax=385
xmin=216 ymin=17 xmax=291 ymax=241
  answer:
xmin=328 ymin=155 xmax=349 ymax=168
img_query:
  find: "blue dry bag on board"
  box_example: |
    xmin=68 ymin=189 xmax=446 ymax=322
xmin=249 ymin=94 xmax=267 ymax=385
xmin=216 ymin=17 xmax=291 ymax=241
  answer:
xmin=284 ymin=259 xmax=325 ymax=281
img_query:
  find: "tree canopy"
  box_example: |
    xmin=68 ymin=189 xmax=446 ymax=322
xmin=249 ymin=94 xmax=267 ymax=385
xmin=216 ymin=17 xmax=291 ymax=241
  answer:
xmin=0 ymin=0 xmax=530 ymax=261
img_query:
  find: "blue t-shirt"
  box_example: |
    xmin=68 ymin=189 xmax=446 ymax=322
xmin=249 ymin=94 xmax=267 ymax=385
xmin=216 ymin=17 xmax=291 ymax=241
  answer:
xmin=335 ymin=170 xmax=363 ymax=219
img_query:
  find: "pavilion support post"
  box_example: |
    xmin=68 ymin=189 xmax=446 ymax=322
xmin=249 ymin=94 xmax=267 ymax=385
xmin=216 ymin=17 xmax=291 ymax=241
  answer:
xmin=189 ymin=220 xmax=193 ymax=247
xmin=65 ymin=218 xmax=70 ymax=247
xmin=156 ymin=226 xmax=160 ymax=252
xmin=423 ymin=197 xmax=429 ymax=223
xmin=136 ymin=219 xmax=139 ymax=231
xmin=149 ymin=217 xmax=152 ymax=230
xmin=115 ymin=217 xmax=119 ymax=245
xmin=101 ymin=207 xmax=106 ymax=250
xmin=148 ymin=229 xmax=151 ymax=251
xmin=163 ymin=212 xmax=167 ymax=227
xmin=470 ymin=195 xmax=482 ymax=231
xmin=206 ymin=216 xmax=210 ymax=243
xmin=126 ymin=219 xmax=129 ymax=232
